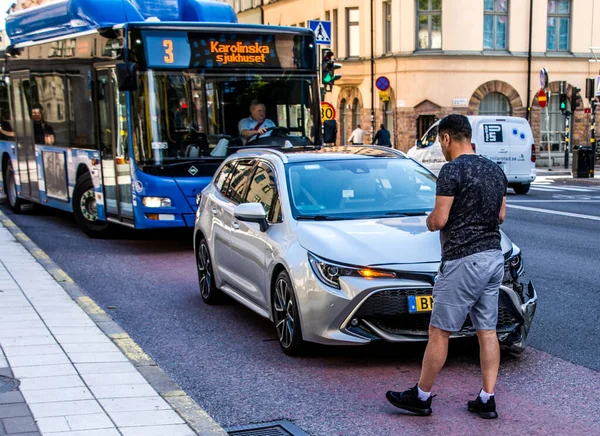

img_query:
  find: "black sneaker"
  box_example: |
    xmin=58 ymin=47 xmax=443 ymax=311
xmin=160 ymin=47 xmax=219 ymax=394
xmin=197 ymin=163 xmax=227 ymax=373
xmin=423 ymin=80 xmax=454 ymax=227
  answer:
xmin=468 ymin=395 xmax=498 ymax=419
xmin=386 ymin=384 xmax=433 ymax=416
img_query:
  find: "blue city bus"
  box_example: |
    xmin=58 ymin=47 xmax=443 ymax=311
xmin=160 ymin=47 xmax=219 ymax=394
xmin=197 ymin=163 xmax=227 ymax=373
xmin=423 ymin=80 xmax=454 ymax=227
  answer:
xmin=0 ymin=0 xmax=320 ymax=236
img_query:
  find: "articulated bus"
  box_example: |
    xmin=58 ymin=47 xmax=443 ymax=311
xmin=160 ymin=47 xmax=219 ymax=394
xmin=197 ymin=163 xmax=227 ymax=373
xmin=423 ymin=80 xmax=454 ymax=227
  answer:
xmin=0 ymin=0 xmax=320 ymax=237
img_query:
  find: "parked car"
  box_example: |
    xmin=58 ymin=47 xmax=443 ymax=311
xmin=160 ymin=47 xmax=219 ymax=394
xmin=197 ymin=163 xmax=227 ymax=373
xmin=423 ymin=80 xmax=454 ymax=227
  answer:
xmin=408 ymin=116 xmax=537 ymax=194
xmin=193 ymin=145 xmax=537 ymax=356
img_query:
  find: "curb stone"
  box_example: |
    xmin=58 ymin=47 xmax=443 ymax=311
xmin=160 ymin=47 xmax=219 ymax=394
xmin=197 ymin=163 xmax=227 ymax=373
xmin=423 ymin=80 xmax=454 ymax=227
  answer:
xmin=0 ymin=209 xmax=227 ymax=436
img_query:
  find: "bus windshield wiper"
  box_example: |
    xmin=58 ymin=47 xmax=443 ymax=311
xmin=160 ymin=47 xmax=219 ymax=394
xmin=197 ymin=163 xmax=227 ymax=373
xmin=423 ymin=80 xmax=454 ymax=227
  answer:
xmin=160 ymin=158 xmax=214 ymax=167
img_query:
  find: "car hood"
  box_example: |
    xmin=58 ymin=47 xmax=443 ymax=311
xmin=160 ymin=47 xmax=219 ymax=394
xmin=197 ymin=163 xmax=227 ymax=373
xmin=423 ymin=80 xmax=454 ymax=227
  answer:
xmin=296 ymin=217 xmax=513 ymax=266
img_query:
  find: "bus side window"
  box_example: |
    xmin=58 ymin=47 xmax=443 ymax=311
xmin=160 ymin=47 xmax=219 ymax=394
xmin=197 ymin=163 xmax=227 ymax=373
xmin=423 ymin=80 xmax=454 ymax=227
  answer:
xmin=0 ymin=81 xmax=15 ymax=141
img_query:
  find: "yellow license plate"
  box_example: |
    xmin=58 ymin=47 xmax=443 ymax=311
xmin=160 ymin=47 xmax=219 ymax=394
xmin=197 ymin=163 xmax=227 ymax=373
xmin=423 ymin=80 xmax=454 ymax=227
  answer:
xmin=408 ymin=295 xmax=434 ymax=313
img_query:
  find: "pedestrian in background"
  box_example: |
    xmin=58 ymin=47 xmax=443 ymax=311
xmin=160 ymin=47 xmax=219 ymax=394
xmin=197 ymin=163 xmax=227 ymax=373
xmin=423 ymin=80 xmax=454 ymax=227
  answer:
xmin=385 ymin=114 xmax=508 ymax=419
xmin=372 ymin=124 xmax=392 ymax=146
xmin=347 ymin=124 xmax=366 ymax=145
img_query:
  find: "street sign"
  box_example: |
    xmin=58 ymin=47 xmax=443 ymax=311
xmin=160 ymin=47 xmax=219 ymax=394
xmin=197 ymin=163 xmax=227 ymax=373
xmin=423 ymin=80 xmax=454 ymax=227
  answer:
xmin=538 ymin=89 xmax=547 ymax=108
xmin=540 ymin=68 xmax=549 ymax=89
xmin=308 ymin=20 xmax=331 ymax=45
xmin=376 ymin=76 xmax=390 ymax=91
xmin=321 ymin=102 xmax=336 ymax=122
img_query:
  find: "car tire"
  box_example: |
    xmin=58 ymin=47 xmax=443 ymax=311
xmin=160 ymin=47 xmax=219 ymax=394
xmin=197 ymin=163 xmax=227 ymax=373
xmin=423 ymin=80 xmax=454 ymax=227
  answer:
xmin=196 ymin=238 xmax=223 ymax=304
xmin=72 ymin=172 xmax=111 ymax=238
xmin=513 ymin=184 xmax=530 ymax=195
xmin=272 ymin=270 xmax=306 ymax=356
xmin=4 ymin=160 xmax=29 ymax=213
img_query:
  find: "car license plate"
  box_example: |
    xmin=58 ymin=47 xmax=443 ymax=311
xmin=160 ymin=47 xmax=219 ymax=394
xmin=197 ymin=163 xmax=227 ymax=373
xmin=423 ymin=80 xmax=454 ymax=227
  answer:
xmin=408 ymin=295 xmax=434 ymax=313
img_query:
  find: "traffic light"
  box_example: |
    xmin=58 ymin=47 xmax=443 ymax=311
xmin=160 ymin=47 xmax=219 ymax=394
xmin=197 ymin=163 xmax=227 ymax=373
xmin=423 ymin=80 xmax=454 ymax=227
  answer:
xmin=559 ymin=81 xmax=568 ymax=114
xmin=321 ymin=49 xmax=342 ymax=91
xmin=571 ymin=86 xmax=581 ymax=113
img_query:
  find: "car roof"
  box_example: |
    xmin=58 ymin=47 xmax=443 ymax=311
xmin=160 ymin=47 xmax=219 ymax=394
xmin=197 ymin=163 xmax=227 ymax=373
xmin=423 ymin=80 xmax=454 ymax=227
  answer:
xmin=232 ymin=145 xmax=407 ymax=164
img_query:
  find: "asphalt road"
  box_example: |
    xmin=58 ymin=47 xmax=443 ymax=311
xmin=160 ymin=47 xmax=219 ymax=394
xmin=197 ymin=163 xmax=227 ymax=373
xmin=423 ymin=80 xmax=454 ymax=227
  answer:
xmin=2 ymin=178 xmax=600 ymax=435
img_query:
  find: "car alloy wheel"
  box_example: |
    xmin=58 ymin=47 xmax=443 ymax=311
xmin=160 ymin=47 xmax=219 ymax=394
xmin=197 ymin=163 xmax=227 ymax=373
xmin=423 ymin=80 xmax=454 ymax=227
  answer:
xmin=196 ymin=239 xmax=221 ymax=304
xmin=274 ymin=278 xmax=294 ymax=348
xmin=198 ymin=243 xmax=212 ymax=299
xmin=273 ymin=270 xmax=305 ymax=355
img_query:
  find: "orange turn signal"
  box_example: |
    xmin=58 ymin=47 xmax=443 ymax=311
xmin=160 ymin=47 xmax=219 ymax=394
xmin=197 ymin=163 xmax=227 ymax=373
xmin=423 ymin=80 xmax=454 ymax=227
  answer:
xmin=358 ymin=269 xmax=396 ymax=279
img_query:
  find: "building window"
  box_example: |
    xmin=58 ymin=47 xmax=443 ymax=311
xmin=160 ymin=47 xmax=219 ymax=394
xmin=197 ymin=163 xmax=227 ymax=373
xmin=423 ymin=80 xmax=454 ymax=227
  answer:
xmin=417 ymin=0 xmax=441 ymax=50
xmin=384 ymin=1 xmax=392 ymax=54
xmin=547 ymin=0 xmax=570 ymax=51
xmin=346 ymin=8 xmax=360 ymax=57
xmin=299 ymin=22 xmax=305 ymax=28
xmin=325 ymin=10 xmax=330 ymax=21
xmin=340 ymin=98 xmax=348 ymax=143
xmin=333 ymin=9 xmax=339 ymax=54
xmin=352 ymin=98 xmax=361 ymax=128
xmin=484 ymin=0 xmax=508 ymax=50
xmin=479 ymin=92 xmax=512 ymax=116
xmin=417 ymin=115 xmax=437 ymax=139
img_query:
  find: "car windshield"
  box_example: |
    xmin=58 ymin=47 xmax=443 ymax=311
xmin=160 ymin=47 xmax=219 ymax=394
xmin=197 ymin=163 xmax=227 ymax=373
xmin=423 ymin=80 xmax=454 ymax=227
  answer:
xmin=287 ymin=158 xmax=436 ymax=219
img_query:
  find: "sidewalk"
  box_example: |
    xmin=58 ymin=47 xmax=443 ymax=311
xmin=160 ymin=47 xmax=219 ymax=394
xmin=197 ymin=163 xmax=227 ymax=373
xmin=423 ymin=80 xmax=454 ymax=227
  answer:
xmin=0 ymin=212 xmax=226 ymax=436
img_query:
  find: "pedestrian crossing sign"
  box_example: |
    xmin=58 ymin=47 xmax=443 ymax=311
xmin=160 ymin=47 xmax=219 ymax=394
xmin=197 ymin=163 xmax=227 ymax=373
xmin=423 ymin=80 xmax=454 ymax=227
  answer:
xmin=308 ymin=20 xmax=332 ymax=45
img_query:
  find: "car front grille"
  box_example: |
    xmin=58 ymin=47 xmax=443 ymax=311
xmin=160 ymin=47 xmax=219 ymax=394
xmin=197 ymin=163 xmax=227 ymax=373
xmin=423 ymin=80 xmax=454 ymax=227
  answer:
xmin=354 ymin=288 xmax=520 ymax=336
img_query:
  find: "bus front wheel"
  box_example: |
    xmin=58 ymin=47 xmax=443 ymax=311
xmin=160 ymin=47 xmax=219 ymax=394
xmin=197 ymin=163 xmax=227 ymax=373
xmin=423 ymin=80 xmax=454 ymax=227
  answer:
xmin=73 ymin=173 xmax=110 ymax=238
xmin=3 ymin=160 xmax=28 ymax=214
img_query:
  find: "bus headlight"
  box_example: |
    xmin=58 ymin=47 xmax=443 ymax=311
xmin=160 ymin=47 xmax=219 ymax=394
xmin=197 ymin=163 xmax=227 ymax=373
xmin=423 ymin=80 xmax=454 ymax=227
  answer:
xmin=143 ymin=197 xmax=172 ymax=208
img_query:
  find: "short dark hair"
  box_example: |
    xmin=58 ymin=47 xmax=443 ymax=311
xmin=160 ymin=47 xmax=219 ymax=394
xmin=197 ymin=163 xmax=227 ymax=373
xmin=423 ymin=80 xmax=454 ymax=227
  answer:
xmin=380 ymin=124 xmax=385 ymax=130
xmin=438 ymin=114 xmax=471 ymax=143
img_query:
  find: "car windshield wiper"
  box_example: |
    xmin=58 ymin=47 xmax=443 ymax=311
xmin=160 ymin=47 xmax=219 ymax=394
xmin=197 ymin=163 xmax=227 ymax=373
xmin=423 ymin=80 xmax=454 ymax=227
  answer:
xmin=383 ymin=211 xmax=429 ymax=217
xmin=296 ymin=214 xmax=351 ymax=221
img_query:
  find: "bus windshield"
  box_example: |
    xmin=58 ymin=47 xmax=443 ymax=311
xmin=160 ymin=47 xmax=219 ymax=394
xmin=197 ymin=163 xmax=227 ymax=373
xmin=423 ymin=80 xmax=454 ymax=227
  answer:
xmin=132 ymin=72 xmax=319 ymax=166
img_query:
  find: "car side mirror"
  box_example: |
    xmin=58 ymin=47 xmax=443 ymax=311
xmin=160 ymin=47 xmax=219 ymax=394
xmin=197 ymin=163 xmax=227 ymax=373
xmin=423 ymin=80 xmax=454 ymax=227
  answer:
xmin=234 ymin=203 xmax=269 ymax=232
xmin=416 ymin=139 xmax=424 ymax=148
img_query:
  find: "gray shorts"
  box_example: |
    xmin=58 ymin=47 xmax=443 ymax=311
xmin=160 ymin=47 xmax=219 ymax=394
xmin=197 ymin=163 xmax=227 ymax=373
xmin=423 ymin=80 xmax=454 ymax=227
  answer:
xmin=430 ymin=250 xmax=504 ymax=332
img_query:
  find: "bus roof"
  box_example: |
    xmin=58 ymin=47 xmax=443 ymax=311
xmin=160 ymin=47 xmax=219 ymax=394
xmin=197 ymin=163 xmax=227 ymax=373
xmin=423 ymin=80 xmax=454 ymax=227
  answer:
xmin=5 ymin=0 xmax=237 ymax=45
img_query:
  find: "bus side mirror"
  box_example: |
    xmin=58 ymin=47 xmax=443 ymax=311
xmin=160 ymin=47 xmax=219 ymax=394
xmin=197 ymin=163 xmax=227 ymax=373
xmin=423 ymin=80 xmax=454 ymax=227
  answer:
xmin=116 ymin=62 xmax=138 ymax=92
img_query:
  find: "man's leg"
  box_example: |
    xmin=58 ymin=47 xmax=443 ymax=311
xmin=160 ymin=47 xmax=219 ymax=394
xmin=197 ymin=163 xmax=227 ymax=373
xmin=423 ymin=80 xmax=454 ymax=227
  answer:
xmin=476 ymin=329 xmax=500 ymax=394
xmin=418 ymin=325 xmax=452 ymax=392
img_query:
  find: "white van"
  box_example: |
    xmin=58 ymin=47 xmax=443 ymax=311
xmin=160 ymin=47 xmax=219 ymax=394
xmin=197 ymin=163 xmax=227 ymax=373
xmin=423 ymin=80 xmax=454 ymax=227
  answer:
xmin=407 ymin=116 xmax=536 ymax=194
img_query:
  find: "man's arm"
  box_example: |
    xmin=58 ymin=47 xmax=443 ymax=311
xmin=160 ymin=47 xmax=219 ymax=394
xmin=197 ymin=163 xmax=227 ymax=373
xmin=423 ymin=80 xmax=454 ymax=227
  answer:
xmin=499 ymin=197 xmax=506 ymax=224
xmin=426 ymin=195 xmax=454 ymax=231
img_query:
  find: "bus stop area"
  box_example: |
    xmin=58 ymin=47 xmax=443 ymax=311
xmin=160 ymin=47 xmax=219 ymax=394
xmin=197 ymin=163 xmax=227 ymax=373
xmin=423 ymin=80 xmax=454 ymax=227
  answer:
xmin=0 ymin=211 xmax=226 ymax=436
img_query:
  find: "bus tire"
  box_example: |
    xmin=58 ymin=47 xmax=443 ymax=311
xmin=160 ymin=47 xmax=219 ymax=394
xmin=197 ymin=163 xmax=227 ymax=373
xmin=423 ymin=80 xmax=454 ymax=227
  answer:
xmin=73 ymin=173 xmax=111 ymax=238
xmin=4 ymin=160 xmax=28 ymax=214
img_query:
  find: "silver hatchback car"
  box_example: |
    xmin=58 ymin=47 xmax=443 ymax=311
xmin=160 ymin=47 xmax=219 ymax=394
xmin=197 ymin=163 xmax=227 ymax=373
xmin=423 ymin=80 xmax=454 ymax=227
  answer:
xmin=193 ymin=146 xmax=537 ymax=356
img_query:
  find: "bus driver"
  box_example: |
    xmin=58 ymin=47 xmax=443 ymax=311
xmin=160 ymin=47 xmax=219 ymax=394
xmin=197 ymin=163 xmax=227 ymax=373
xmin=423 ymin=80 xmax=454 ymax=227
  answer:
xmin=238 ymin=100 xmax=276 ymax=145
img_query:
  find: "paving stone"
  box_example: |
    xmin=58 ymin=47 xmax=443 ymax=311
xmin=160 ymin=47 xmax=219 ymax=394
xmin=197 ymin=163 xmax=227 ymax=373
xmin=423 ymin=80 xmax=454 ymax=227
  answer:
xmin=0 ymin=392 xmax=24 ymax=405
xmin=2 ymin=416 xmax=38 ymax=434
xmin=0 ymin=403 xmax=30 ymax=419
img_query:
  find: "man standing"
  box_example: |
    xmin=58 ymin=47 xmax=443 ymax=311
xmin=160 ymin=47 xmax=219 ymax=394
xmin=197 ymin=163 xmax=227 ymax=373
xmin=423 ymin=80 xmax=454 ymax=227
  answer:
xmin=372 ymin=124 xmax=392 ymax=146
xmin=385 ymin=114 xmax=507 ymax=419
xmin=347 ymin=124 xmax=367 ymax=145
xmin=32 ymin=106 xmax=55 ymax=145
xmin=238 ymin=100 xmax=276 ymax=145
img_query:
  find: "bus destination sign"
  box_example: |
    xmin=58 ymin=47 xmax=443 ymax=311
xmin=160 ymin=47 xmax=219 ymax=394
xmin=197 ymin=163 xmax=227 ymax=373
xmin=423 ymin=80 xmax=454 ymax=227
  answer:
xmin=140 ymin=31 xmax=314 ymax=70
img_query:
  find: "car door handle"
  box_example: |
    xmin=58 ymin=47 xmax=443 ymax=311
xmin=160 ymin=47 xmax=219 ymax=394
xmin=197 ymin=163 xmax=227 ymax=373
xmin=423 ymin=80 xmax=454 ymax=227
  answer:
xmin=232 ymin=221 xmax=240 ymax=230
xmin=211 ymin=208 xmax=218 ymax=215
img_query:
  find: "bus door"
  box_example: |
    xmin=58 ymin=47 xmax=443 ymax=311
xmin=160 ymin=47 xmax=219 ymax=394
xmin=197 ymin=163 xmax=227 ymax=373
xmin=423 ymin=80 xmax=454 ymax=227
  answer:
xmin=95 ymin=67 xmax=133 ymax=223
xmin=10 ymin=72 xmax=40 ymax=202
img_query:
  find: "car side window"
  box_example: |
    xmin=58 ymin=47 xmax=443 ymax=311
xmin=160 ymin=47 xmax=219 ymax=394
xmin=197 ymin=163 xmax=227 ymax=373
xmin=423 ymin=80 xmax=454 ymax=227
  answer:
xmin=244 ymin=161 xmax=282 ymax=223
xmin=226 ymin=159 xmax=256 ymax=204
xmin=215 ymin=161 xmax=235 ymax=193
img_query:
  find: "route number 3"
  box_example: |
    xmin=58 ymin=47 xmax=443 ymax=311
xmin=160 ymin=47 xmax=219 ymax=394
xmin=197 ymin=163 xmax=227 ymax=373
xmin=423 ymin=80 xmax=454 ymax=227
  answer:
xmin=163 ymin=39 xmax=174 ymax=64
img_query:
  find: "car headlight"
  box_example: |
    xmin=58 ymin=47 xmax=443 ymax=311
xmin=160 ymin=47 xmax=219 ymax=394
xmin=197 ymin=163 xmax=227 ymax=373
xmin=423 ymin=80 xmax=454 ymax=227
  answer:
xmin=504 ymin=245 xmax=524 ymax=282
xmin=142 ymin=197 xmax=172 ymax=208
xmin=308 ymin=253 xmax=396 ymax=289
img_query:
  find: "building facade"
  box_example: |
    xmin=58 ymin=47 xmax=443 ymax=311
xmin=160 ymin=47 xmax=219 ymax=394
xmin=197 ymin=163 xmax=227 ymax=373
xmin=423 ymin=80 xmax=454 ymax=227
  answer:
xmin=226 ymin=0 xmax=600 ymax=165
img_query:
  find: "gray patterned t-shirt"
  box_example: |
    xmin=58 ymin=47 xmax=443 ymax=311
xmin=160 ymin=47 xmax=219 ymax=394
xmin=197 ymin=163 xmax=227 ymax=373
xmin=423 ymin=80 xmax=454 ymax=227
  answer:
xmin=436 ymin=154 xmax=507 ymax=260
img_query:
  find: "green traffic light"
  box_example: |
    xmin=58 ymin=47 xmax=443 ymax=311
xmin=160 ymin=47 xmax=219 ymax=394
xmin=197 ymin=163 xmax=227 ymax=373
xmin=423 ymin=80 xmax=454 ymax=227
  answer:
xmin=323 ymin=73 xmax=333 ymax=84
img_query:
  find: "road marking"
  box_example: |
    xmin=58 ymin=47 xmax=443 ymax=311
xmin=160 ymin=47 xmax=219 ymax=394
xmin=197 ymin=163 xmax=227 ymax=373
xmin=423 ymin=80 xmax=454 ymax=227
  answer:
xmin=530 ymin=186 xmax=595 ymax=192
xmin=509 ymin=200 xmax=600 ymax=203
xmin=506 ymin=204 xmax=600 ymax=221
